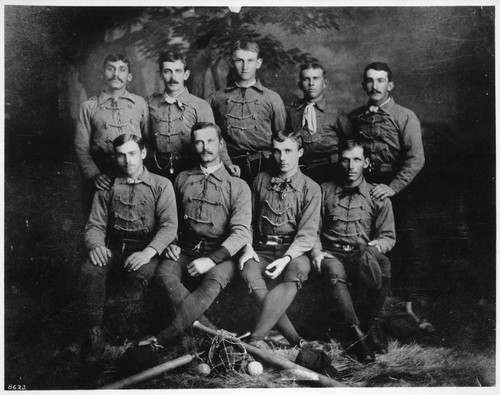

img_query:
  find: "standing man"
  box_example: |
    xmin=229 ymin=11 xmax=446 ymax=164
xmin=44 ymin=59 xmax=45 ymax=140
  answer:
xmin=208 ymin=39 xmax=287 ymax=184
xmin=239 ymin=129 xmax=321 ymax=349
xmin=75 ymin=54 xmax=149 ymax=200
xmin=286 ymin=62 xmax=352 ymax=184
xmin=349 ymin=62 xmax=425 ymax=324
xmin=147 ymin=52 xmax=238 ymax=180
xmin=123 ymin=122 xmax=251 ymax=372
xmin=74 ymin=133 xmax=177 ymax=363
xmin=312 ymin=139 xmax=395 ymax=363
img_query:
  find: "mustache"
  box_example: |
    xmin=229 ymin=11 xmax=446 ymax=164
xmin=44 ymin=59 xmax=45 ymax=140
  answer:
xmin=369 ymin=89 xmax=382 ymax=94
xmin=109 ymin=77 xmax=123 ymax=82
xmin=201 ymin=150 xmax=214 ymax=155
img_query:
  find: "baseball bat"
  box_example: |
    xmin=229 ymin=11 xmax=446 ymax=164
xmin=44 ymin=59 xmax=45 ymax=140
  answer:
xmin=193 ymin=320 xmax=346 ymax=387
xmin=100 ymin=352 xmax=202 ymax=389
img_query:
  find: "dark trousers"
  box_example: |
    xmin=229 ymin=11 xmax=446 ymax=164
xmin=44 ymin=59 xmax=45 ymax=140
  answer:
xmin=155 ymin=249 xmax=235 ymax=345
xmin=76 ymin=247 xmax=158 ymax=335
xmin=321 ymin=247 xmax=391 ymax=327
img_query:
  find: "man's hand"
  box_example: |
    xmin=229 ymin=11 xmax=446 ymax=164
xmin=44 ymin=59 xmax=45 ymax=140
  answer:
xmin=311 ymin=249 xmax=333 ymax=272
xmin=164 ymin=244 xmax=181 ymax=261
xmin=93 ymin=173 xmax=113 ymax=191
xmin=227 ymin=164 xmax=241 ymax=178
xmin=89 ymin=245 xmax=111 ymax=267
xmin=239 ymin=244 xmax=259 ymax=271
xmin=265 ymin=256 xmax=291 ymax=280
xmin=123 ymin=247 xmax=157 ymax=272
xmin=370 ymin=184 xmax=395 ymax=201
xmin=368 ymin=240 xmax=382 ymax=253
xmin=188 ymin=257 xmax=216 ymax=277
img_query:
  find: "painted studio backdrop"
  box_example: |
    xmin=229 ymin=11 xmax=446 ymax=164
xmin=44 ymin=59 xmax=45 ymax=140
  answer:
xmin=4 ymin=6 xmax=495 ymax=389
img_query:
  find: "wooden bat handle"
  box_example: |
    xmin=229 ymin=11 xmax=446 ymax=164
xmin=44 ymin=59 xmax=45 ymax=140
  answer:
xmin=192 ymin=321 xmax=346 ymax=387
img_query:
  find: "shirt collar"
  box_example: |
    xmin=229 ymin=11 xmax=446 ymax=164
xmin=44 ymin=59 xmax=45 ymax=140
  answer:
xmin=225 ymin=79 xmax=264 ymax=93
xmin=270 ymin=168 xmax=303 ymax=187
xmin=200 ymin=161 xmax=224 ymax=176
xmin=115 ymin=167 xmax=153 ymax=187
xmin=336 ymin=178 xmax=369 ymax=198
xmin=98 ymin=89 xmax=136 ymax=105
xmin=186 ymin=164 xmax=228 ymax=182
xmin=163 ymin=87 xmax=189 ymax=102
xmin=367 ymin=96 xmax=393 ymax=113
xmin=297 ymin=97 xmax=326 ymax=112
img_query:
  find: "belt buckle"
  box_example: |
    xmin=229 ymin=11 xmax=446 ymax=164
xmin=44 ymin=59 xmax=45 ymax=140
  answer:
xmin=342 ymin=244 xmax=353 ymax=251
xmin=265 ymin=235 xmax=279 ymax=245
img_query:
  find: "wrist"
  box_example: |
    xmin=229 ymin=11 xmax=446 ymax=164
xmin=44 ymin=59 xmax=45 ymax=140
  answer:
xmin=143 ymin=246 xmax=158 ymax=259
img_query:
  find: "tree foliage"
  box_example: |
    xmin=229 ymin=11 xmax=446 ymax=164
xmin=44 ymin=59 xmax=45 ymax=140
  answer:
xmin=130 ymin=7 xmax=341 ymax=96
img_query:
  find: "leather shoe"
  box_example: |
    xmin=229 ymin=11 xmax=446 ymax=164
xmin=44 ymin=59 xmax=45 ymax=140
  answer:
xmin=366 ymin=319 xmax=388 ymax=354
xmin=349 ymin=325 xmax=375 ymax=363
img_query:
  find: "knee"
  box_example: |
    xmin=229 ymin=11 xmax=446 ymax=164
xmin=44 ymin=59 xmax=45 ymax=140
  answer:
xmin=157 ymin=260 xmax=181 ymax=285
xmin=321 ymin=258 xmax=347 ymax=284
xmin=204 ymin=260 xmax=235 ymax=289
xmin=79 ymin=259 xmax=105 ymax=281
xmin=241 ymin=262 xmax=267 ymax=294
xmin=283 ymin=256 xmax=311 ymax=289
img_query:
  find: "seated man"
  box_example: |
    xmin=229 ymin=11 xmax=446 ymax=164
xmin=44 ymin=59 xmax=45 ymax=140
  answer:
xmin=123 ymin=122 xmax=251 ymax=371
xmin=312 ymin=139 xmax=395 ymax=363
xmin=240 ymin=129 xmax=321 ymax=348
xmin=74 ymin=133 xmax=177 ymax=362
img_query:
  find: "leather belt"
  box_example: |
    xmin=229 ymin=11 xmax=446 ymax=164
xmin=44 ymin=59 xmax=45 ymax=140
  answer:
xmin=369 ymin=162 xmax=393 ymax=174
xmin=108 ymin=238 xmax=150 ymax=254
xmin=231 ymin=150 xmax=272 ymax=162
xmin=327 ymin=242 xmax=358 ymax=252
xmin=301 ymin=153 xmax=338 ymax=170
xmin=258 ymin=234 xmax=294 ymax=245
xmin=154 ymin=151 xmax=188 ymax=160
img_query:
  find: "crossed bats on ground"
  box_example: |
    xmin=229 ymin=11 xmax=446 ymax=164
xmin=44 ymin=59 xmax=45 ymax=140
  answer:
xmin=101 ymin=321 xmax=346 ymax=389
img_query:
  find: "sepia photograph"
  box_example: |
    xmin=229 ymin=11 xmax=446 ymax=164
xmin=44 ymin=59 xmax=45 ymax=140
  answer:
xmin=3 ymin=1 xmax=496 ymax=390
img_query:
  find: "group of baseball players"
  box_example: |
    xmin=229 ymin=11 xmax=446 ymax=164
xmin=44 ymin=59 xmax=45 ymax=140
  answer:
xmin=70 ymin=38 xmax=425 ymax=371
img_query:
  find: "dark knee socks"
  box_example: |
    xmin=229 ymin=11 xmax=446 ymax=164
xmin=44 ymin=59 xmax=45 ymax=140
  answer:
xmin=329 ymin=280 xmax=360 ymax=327
xmin=157 ymin=279 xmax=221 ymax=346
xmin=251 ymin=282 xmax=300 ymax=344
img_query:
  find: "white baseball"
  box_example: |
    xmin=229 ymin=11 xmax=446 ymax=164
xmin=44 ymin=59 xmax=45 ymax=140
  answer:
xmin=196 ymin=363 xmax=211 ymax=376
xmin=247 ymin=361 xmax=264 ymax=376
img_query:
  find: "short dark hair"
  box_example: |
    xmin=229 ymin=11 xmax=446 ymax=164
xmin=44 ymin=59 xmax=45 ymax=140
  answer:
xmin=191 ymin=122 xmax=223 ymax=145
xmin=272 ymin=130 xmax=303 ymax=151
xmin=299 ymin=62 xmax=326 ymax=80
xmin=339 ymin=139 xmax=371 ymax=159
xmin=158 ymin=51 xmax=189 ymax=72
xmin=103 ymin=53 xmax=131 ymax=73
xmin=363 ymin=62 xmax=392 ymax=82
xmin=231 ymin=38 xmax=260 ymax=56
xmin=113 ymin=133 xmax=145 ymax=151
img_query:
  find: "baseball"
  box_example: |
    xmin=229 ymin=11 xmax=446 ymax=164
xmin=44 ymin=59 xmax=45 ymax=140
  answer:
xmin=196 ymin=363 xmax=211 ymax=376
xmin=247 ymin=361 xmax=263 ymax=376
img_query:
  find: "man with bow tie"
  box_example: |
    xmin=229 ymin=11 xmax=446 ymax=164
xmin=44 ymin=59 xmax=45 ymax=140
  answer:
xmin=120 ymin=122 xmax=252 ymax=373
xmin=147 ymin=52 xmax=239 ymax=180
xmin=239 ymin=129 xmax=321 ymax=349
xmin=75 ymin=53 xmax=149 ymax=210
xmin=208 ymin=39 xmax=287 ymax=184
xmin=312 ymin=139 xmax=395 ymax=363
xmin=348 ymin=62 xmax=426 ymax=326
xmin=72 ymin=133 xmax=178 ymax=363
xmin=286 ymin=62 xmax=352 ymax=184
